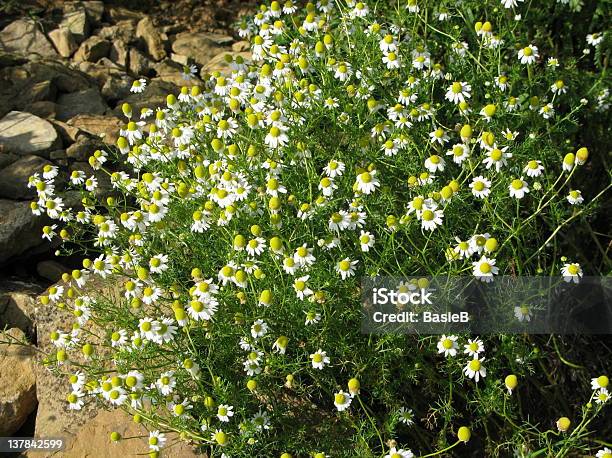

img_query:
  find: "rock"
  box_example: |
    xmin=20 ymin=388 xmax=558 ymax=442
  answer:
xmin=49 ymin=119 xmax=84 ymax=144
xmin=0 ymin=111 xmax=61 ymax=156
xmin=56 ymin=88 xmax=108 ymax=122
xmin=59 ymin=410 xmax=200 ymax=457
xmin=202 ymin=50 xmax=252 ymax=76
xmin=0 ymin=199 xmax=51 ymax=265
xmin=24 ymin=101 xmax=57 ymax=119
xmin=49 ymin=149 xmax=66 ymax=160
xmin=48 ymin=27 xmax=78 ymax=58
xmin=0 ymin=328 xmax=37 ymax=436
xmin=32 ymin=277 xmax=200 ymax=457
xmin=22 ymin=60 xmax=94 ymax=93
xmin=60 ymin=9 xmax=89 ymax=44
xmin=128 ymin=47 xmax=154 ymax=76
xmin=0 ymin=279 xmax=43 ymax=335
xmin=0 ymin=52 xmax=27 ymax=69
xmin=136 ymin=16 xmax=166 ymax=61
xmin=101 ymin=74 xmax=133 ymax=104
xmin=0 ymin=152 xmax=18 ymax=169
xmin=108 ymin=7 xmax=145 ymax=22
xmin=28 ymin=80 xmax=57 ymax=104
xmin=76 ymin=61 xmax=124 ymax=89
xmin=0 ymin=155 xmax=52 ymax=200
xmin=66 ymin=136 xmax=104 ymax=161
xmin=153 ymin=59 xmax=200 ymax=86
xmin=73 ymin=35 xmax=110 ymax=63
xmin=232 ymin=40 xmax=250 ymax=52
xmin=171 ymin=32 xmax=233 ymax=66
xmin=170 ymin=52 xmax=189 ymax=66
xmin=36 ymin=260 xmax=69 ymax=282
xmin=97 ymin=20 xmax=137 ymax=44
xmin=0 ymin=19 xmax=58 ymax=59
xmin=68 ymin=114 xmax=122 ymax=144
xmin=113 ymin=79 xmax=177 ymax=117
xmin=109 ymin=39 xmax=128 ymax=68
xmin=64 ymin=1 xmax=104 ymax=25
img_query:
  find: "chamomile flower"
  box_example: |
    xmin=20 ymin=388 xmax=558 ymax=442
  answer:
xmin=464 ymin=339 xmax=485 ymax=357
xmin=336 ymin=258 xmax=358 ymax=279
xmin=310 ymin=349 xmax=330 ymax=369
xmin=445 ymin=81 xmax=472 ymax=104
xmin=514 ymin=304 xmax=533 ymax=322
xmin=472 ymin=256 xmax=499 ymax=282
xmin=595 ymin=388 xmax=610 ymax=404
xmin=591 ymin=375 xmax=609 ymax=390
xmin=355 ymin=171 xmax=380 ymax=195
xmin=251 ymin=319 xmax=269 ymax=338
xmin=566 ymin=189 xmax=584 ymax=205
xmin=464 ymin=357 xmax=487 ymax=382
xmin=217 ymin=404 xmax=234 ymax=422
xmin=437 ymin=334 xmax=459 ymax=357
xmin=359 ymin=231 xmax=375 ymax=252
xmin=561 ymin=262 xmax=582 ymax=283
xmin=518 ymin=44 xmax=539 ymax=64
xmin=470 ymin=176 xmax=492 ymax=199
xmin=397 ymin=407 xmax=415 ymax=425
xmin=524 ymin=160 xmax=544 ymax=177
xmin=333 ymin=390 xmax=352 ymax=411
xmin=586 ymin=33 xmax=604 ymax=47
xmin=447 ymin=143 xmax=470 ymax=164
xmin=384 ymin=448 xmax=414 ymax=458
xmin=148 ymin=431 xmax=166 ymax=452
xmin=597 ymin=448 xmax=612 ymax=458
xmin=130 ymin=78 xmax=147 ymax=93
xmin=419 ymin=208 xmax=444 ymax=231
xmin=508 ymin=178 xmax=529 ymax=199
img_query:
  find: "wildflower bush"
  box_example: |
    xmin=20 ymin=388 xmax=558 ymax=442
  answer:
xmin=21 ymin=0 xmax=612 ymax=456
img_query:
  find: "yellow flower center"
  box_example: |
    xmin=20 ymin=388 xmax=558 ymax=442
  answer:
xmin=469 ymin=360 xmax=481 ymax=371
xmin=479 ymin=263 xmax=491 ymax=274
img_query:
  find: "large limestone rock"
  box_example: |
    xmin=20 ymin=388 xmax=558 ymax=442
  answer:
xmin=0 ymin=19 xmax=58 ymax=58
xmin=0 ymin=199 xmax=51 ymax=265
xmin=0 ymin=154 xmax=52 ymax=200
xmin=56 ymin=88 xmax=108 ymax=122
xmin=0 ymin=279 xmax=43 ymax=336
xmin=171 ymin=32 xmax=233 ymax=66
xmin=48 ymin=27 xmax=78 ymax=58
xmin=32 ymin=277 xmax=200 ymax=457
xmin=64 ymin=1 xmax=104 ymax=26
xmin=73 ymin=35 xmax=111 ymax=63
xmin=0 ymin=328 xmax=37 ymax=436
xmin=0 ymin=111 xmax=61 ymax=156
xmin=202 ymin=50 xmax=251 ymax=76
xmin=136 ymin=16 xmax=166 ymax=61
xmin=59 ymin=9 xmax=90 ymax=44
xmin=68 ymin=114 xmax=122 ymax=144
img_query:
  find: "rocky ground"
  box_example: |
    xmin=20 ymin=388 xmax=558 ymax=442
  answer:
xmin=0 ymin=0 xmax=255 ymax=455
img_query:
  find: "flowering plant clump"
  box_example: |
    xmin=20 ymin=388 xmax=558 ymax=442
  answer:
xmin=23 ymin=0 xmax=611 ymax=456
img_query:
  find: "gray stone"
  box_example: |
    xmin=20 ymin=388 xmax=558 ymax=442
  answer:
xmin=136 ymin=16 xmax=166 ymax=61
xmin=0 ymin=155 xmax=52 ymax=200
xmin=0 ymin=111 xmax=61 ymax=156
xmin=108 ymin=7 xmax=145 ymax=22
xmin=0 ymin=199 xmax=50 ymax=266
xmin=48 ymin=27 xmax=78 ymax=58
xmin=97 ymin=20 xmax=136 ymax=43
xmin=23 ymin=101 xmax=57 ymax=120
xmin=100 ymin=74 xmax=132 ymax=103
xmin=64 ymin=1 xmax=104 ymax=25
xmin=56 ymin=88 xmax=108 ymax=122
xmin=65 ymin=136 xmax=104 ymax=161
xmin=153 ymin=59 xmax=200 ymax=86
xmin=0 ymin=279 xmax=43 ymax=335
xmin=128 ymin=47 xmax=153 ymax=76
xmin=73 ymin=35 xmax=110 ymax=63
xmin=109 ymin=39 xmax=128 ymax=67
xmin=0 ymin=19 xmax=58 ymax=59
xmin=170 ymin=52 xmax=189 ymax=66
xmin=60 ymin=9 xmax=89 ymax=43
xmin=0 ymin=328 xmax=37 ymax=436
xmin=67 ymin=114 xmax=122 ymax=144
xmin=171 ymin=32 xmax=233 ymax=66
xmin=36 ymin=260 xmax=69 ymax=282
